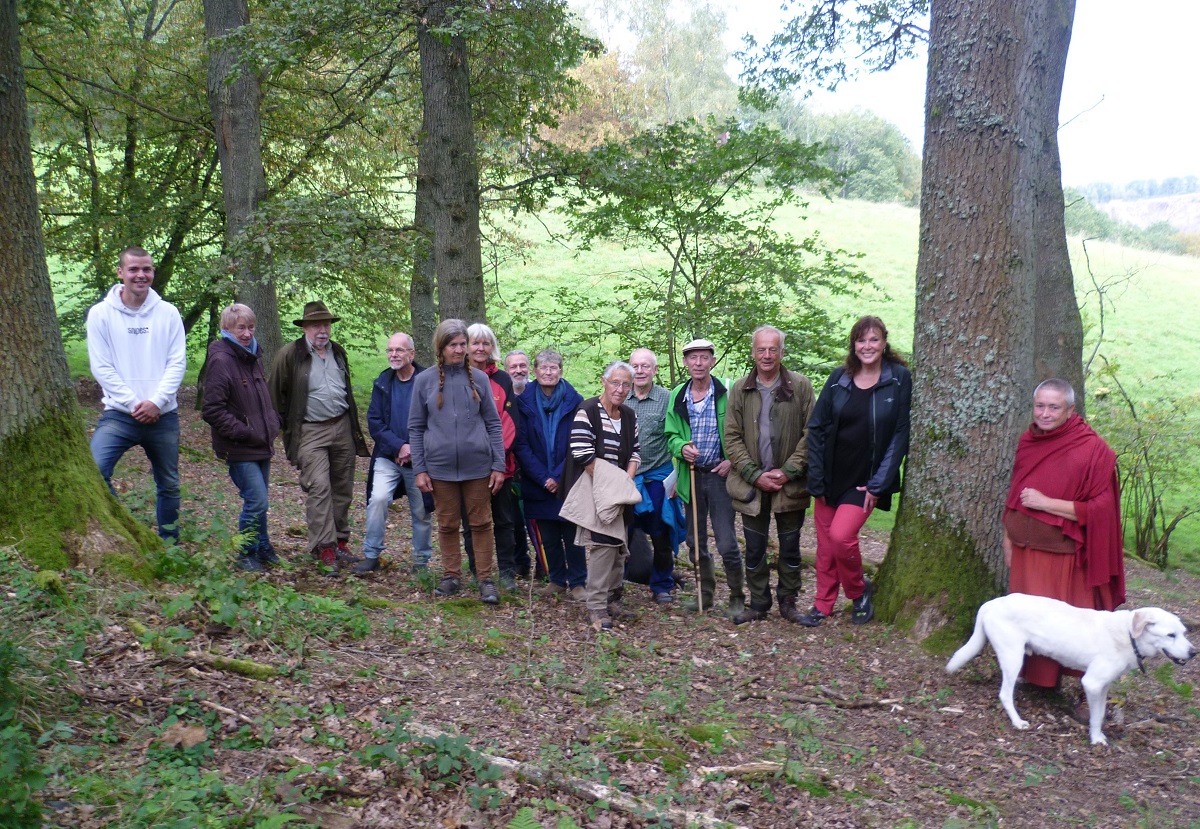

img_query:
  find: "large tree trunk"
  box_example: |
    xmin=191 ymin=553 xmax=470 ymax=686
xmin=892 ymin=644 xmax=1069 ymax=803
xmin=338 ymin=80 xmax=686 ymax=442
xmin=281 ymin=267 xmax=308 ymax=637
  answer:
xmin=877 ymin=0 xmax=1076 ymax=649
xmin=417 ymin=0 xmax=486 ymax=325
xmin=204 ymin=0 xmax=283 ymax=369
xmin=0 ymin=0 xmax=156 ymax=572
xmin=1027 ymin=0 xmax=1084 ymax=411
xmin=410 ymin=184 xmax=438 ymax=366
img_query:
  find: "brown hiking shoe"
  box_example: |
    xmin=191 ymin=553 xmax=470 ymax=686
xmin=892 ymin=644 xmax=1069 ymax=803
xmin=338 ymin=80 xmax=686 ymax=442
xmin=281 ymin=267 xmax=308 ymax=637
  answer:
xmin=335 ymin=540 xmax=362 ymax=563
xmin=315 ymin=544 xmax=338 ymax=575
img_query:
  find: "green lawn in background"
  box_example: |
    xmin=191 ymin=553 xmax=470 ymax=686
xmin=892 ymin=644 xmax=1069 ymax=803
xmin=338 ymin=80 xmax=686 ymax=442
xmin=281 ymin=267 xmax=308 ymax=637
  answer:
xmin=54 ymin=196 xmax=1200 ymax=569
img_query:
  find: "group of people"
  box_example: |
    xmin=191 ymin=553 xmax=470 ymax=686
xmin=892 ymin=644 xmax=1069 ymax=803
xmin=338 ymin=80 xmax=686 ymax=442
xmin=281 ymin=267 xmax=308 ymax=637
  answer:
xmin=87 ymin=245 xmax=1124 ymax=666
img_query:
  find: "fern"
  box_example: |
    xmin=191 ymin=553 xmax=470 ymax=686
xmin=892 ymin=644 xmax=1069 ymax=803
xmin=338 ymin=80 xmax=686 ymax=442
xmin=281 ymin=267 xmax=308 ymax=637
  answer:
xmin=506 ymin=806 xmax=541 ymax=829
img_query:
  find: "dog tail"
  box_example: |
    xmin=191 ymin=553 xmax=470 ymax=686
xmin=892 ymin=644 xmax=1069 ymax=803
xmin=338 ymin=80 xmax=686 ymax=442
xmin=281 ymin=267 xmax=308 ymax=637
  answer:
xmin=945 ymin=612 xmax=988 ymax=673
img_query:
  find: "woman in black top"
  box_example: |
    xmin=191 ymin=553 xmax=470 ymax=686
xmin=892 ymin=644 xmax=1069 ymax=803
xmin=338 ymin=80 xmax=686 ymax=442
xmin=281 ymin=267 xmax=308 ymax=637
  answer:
xmin=802 ymin=316 xmax=911 ymax=626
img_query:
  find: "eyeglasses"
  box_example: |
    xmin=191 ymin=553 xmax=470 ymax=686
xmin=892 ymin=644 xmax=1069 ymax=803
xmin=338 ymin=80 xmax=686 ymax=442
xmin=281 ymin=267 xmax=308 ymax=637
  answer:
xmin=605 ymin=380 xmax=633 ymax=390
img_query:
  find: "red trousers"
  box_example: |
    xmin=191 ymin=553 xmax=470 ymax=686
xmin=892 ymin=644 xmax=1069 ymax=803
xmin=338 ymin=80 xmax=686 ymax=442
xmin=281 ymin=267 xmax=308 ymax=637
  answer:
xmin=812 ymin=496 xmax=872 ymax=615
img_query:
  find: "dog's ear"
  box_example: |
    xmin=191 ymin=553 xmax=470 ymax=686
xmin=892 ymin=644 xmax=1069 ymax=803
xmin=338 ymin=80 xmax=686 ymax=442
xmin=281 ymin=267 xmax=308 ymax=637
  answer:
xmin=1131 ymin=609 xmax=1151 ymax=639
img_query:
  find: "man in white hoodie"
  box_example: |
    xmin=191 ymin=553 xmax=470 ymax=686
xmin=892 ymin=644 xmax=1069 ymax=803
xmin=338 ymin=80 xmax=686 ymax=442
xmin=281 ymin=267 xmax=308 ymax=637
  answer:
xmin=87 ymin=246 xmax=187 ymax=543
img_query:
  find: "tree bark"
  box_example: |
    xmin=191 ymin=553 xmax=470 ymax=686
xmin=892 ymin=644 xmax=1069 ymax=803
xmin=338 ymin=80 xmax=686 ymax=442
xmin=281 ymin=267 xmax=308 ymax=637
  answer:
xmin=878 ymin=0 xmax=1076 ymax=648
xmin=1026 ymin=0 xmax=1084 ymax=412
xmin=0 ymin=0 xmax=155 ymax=571
xmin=410 ymin=184 xmax=438 ymax=366
xmin=204 ymin=0 xmax=283 ymax=369
xmin=417 ymin=0 xmax=486 ymax=326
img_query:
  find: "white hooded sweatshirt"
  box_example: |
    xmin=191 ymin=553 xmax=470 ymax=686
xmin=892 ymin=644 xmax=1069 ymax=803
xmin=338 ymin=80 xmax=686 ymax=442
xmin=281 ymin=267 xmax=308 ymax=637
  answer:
xmin=86 ymin=284 xmax=187 ymax=415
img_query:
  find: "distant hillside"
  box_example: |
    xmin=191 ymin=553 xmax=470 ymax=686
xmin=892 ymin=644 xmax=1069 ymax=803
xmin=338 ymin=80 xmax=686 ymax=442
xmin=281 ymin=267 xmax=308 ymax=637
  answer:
xmin=1097 ymin=193 xmax=1200 ymax=234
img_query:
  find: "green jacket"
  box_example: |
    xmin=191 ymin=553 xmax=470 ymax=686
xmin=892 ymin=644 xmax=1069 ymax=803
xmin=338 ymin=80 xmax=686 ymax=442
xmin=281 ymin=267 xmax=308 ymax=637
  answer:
xmin=725 ymin=366 xmax=816 ymax=513
xmin=268 ymin=335 xmax=369 ymax=466
xmin=664 ymin=377 xmax=730 ymax=504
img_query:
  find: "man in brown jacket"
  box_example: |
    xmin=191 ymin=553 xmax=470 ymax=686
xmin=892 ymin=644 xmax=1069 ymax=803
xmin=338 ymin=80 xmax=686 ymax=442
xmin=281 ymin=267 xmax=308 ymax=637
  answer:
xmin=269 ymin=301 xmax=369 ymax=573
xmin=724 ymin=325 xmax=816 ymax=625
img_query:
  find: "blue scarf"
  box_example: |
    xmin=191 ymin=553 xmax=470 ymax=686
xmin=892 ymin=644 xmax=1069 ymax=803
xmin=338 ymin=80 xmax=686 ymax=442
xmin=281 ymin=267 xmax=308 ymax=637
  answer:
xmin=221 ymin=330 xmax=259 ymax=355
xmin=537 ymin=381 xmax=567 ymax=453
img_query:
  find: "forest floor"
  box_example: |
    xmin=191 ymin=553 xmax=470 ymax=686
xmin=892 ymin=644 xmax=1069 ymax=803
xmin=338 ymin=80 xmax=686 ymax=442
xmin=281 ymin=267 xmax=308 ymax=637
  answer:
xmin=17 ymin=384 xmax=1200 ymax=828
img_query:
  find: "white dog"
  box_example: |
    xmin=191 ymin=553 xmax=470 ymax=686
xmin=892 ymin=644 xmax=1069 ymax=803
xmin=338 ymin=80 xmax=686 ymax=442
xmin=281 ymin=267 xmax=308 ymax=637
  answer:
xmin=946 ymin=593 xmax=1196 ymax=745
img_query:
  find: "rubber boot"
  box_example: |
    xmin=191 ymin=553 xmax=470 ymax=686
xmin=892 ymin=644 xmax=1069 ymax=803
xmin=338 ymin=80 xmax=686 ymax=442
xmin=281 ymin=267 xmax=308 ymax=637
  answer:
xmin=724 ymin=564 xmax=746 ymax=620
xmin=775 ymin=528 xmax=803 ymax=620
xmin=741 ymin=527 xmax=772 ymax=618
xmin=682 ymin=556 xmax=716 ymax=612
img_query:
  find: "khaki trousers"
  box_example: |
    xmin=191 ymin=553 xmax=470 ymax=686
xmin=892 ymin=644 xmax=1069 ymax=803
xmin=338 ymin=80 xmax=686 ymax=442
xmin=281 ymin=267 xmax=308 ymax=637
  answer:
xmin=297 ymin=416 xmax=357 ymax=551
xmin=584 ymin=539 xmax=628 ymax=614
xmin=431 ymin=478 xmax=496 ymax=581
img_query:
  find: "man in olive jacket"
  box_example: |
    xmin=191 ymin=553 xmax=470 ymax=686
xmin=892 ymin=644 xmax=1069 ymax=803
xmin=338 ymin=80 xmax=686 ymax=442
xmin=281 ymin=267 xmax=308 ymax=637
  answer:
xmin=269 ymin=301 xmax=369 ymax=573
xmin=724 ymin=325 xmax=816 ymax=625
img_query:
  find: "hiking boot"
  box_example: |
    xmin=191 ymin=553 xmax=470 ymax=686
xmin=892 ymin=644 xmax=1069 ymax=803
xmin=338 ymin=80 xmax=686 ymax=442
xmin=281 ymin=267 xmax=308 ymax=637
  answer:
xmin=535 ymin=582 xmax=567 ymax=597
xmin=654 ymin=592 xmax=674 ymax=606
xmin=257 ymin=544 xmax=282 ymax=566
xmin=352 ymin=556 xmax=381 ymax=576
xmin=434 ymin=576 xmax=462 ymax=597
xmin=335 ymin=540 xmax=363 ymax=563
xmin=779 ymin=601 xmax=810 ymax=625
xmin=567 ymin=586 xmax=586 ymax=603
xmin=732 ymin=606 xmax=768 ymax=626
xmin=498 ymin=572 xmax=518 ymax=592
xmin=793 ymin=606 xmax=828 ymax=627
xmin=479 ymin=579 xmax=500 ymax=605
xmin=235 ymin=552 xmax=264 ymax=572
xmin=589 ymin=611 xmax=613 ymax=632
xmin=852 ymin=578 xmax=875 ymax=625
xmin=315 ymin=544 xmax=338 ymax=575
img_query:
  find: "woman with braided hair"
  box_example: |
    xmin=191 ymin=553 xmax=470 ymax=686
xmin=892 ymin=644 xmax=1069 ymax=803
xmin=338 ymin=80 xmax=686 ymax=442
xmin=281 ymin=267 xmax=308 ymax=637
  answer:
xmin=409 ymin=319 xmax=507 ymax=603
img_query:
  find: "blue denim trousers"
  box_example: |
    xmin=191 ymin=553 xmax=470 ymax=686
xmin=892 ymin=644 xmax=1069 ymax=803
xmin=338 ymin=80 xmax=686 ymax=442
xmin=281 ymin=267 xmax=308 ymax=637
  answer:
xmin=363 ymin=456 xmax=433 ymax=564
xmin=227 ymin=460 xmax=271 ymax=553
xmin=91 ymin=410 xmax=180 ymax=542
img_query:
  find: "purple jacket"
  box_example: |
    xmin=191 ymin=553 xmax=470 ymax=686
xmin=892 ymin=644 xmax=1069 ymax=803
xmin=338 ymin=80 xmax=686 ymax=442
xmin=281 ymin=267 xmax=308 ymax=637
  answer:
xmin=201 ymin=338 xmax=281 ymax=462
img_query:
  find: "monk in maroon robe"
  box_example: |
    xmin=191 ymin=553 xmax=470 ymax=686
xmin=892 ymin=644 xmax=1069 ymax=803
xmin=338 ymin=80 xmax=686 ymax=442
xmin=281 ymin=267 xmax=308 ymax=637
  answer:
xmin=1003 ymin=378 xmax=1125 ymax=688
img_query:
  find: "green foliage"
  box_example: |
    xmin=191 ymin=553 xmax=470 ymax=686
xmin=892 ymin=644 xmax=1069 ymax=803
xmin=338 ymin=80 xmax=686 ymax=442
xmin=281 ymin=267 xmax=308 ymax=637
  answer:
xmin=356 ymin=715 xmax=506 ymax=809
xmin=158 ymin=544 xmax=370 ymax=643
xmin=0 ymin=641 xmax=45 ymax=828
xmin=507 ymin=807 xmax=541 ymax=829
xmin=513 ymin=116 xmax=865 ymax=385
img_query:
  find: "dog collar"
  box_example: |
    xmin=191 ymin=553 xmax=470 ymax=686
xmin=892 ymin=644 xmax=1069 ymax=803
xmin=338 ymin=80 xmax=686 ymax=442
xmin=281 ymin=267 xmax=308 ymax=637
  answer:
xmin=1130 ymin=633 xmax=1147 ymax=674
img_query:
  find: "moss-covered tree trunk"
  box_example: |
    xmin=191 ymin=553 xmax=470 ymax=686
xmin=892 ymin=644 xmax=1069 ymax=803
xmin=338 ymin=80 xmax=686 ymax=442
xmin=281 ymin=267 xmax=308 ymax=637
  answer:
xmin=878 ymin=0 xmax=1076 ymax=649
xmin=0 ymin=0 xmax=155 ymax=573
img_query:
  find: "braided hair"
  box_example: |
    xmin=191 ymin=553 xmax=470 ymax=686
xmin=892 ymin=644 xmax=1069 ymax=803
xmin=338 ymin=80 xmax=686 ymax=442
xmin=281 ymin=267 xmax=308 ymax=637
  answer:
xmin=432 ymin=319 xmax=480 ymax=409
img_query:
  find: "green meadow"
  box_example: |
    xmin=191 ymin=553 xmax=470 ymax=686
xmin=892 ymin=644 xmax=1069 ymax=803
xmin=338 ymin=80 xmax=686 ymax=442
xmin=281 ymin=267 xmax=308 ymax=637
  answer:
xmin=54 ymin=196 xmax=1200 ymax=569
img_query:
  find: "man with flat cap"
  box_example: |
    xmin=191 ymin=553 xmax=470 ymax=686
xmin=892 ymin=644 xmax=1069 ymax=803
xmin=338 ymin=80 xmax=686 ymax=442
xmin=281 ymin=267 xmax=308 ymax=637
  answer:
xmin=269 ymin=301 xmax=369 ymax=573
xmin=664 ymin=338 xmax=745 ymax=616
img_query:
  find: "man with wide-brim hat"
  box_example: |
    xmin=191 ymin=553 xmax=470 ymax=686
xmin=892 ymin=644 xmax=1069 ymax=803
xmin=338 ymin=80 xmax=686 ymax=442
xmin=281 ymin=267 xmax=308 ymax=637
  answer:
xmin=269 ymin=300 xmax=369 ymax=574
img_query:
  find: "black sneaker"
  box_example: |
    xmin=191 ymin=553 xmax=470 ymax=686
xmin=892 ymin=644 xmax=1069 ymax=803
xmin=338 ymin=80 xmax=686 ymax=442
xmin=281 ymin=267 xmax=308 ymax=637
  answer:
xmin=479 ymin=579 xmax=500 ymax=604
xmin=434 ymin=576 xmax=461 ymax=597
xmin=257 ymin=544 xmax=282 ymax=566
xmin=793 ymin=606 xmax=827 ymax=627
xmin=235 ymin=553 xmax=264 ymax=572
xmin=352 ymin=557 xmax=380 ymax=576
xmin=852 ymin=578 xmax=875 ymax=625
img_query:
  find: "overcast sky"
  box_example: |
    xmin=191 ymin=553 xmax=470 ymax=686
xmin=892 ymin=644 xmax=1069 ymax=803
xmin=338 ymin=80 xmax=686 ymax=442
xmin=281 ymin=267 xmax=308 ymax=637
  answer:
xmin=628 ymin=0 xmax=1200 ymax=187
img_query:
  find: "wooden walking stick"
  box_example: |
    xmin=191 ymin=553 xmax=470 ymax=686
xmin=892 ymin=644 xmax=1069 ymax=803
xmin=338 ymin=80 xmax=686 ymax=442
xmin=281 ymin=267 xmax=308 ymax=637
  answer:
xmin=689 ymin=460 xmax=704 ymax=614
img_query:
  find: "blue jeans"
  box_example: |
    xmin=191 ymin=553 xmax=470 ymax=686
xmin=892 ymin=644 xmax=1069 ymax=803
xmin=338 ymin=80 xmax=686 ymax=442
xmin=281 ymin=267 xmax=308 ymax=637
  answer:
xmin=227 ymin=460 xmax=271 ymax=554
xmin=91 ymin=409 xmax=180 ymax=542
xmin=363 ymin=456 xmax=432 ymax=564
xmin=529 ymin=518 xmax=586 ymax=589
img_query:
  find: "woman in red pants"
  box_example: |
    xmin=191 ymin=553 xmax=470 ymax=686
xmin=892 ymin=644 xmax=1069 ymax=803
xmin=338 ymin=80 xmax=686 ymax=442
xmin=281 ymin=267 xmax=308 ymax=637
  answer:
xmin=801 ymin=316 xmax=911 ymax=626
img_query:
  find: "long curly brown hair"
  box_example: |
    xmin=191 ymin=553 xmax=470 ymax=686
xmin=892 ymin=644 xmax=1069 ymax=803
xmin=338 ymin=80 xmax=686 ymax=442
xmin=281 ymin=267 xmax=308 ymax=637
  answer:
xmin=843 ymin=316 xmax=907 ymax=376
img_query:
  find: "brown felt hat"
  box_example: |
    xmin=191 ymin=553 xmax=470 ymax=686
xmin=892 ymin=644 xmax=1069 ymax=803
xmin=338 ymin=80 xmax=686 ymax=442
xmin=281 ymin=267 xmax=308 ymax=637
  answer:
xmin=293 ymin=301 xmax=340 ymax=326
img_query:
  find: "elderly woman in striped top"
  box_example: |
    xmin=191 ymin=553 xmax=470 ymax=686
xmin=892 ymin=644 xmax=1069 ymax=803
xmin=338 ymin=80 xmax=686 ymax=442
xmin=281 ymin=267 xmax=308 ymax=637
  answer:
xmin=564 ymin=361 xmax=641 ymax=630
